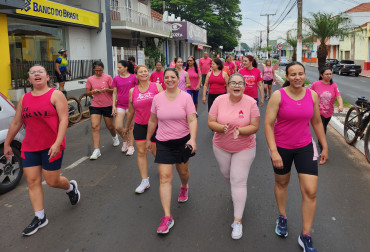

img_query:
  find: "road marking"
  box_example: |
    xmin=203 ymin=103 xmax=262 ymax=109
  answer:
xmin=64 ymin=156 xmax=89 ymax=170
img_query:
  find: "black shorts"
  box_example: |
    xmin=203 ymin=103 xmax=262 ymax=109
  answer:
xmin=89 ymin=106 xmax=113 ymax=118
xmin=264 ymin=79 xmax=273 ymax=85
xmin=55 ymin=71 xmax=67 ymax=83
xmin=23 ymin=149 xmax=64 ymax=171
xmin=155 ymin=134 xmax=191 ymax=164
xmin=273 ymin=142 xmax=319 ymax=176
xmin=133 ymin=123 xmax=157 ymax=142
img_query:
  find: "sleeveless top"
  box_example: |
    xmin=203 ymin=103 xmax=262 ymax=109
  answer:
xmin=208 ymin=71 xmax=226 ymax=94
xmin=263 ymin=66 xmax=274 ymax=81
xmin=132 ymin=82 xmax=159 ymax=125
xmin=274 ymin=88 xmax=313 ymax=149
xmin=178 ymin=70 xmax=186 ymax=91
xmin=21 ymin=88 xmax=66 ymax=152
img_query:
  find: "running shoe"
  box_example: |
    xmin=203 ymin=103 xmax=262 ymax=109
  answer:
xmin=112 ymin=135 xmax=120 ymax=147
xmin=126 ymin=146 xmax=135 ymax=156
xmin=275 ymin=215 xmax=288 ymax=237
xmin=22 ymin=215 xmax=48 ymax=236
xmin=66 ymin=180 xmax=80 ymax=205
xmin=178 ymin=185 xmax=188 ymax=202
xmin=90 ymin=149 xmax=101 ymax=160
xmin=298 ymin=233 xmax=317 ymax=252
xmin=231 ymin=221 xmax=243 ymax=239
xmin=157 ymin=215 xmax=174 ymax=234
xmin=121 ymin=141 xmax=129 ymax=152
xmin=135 ymin=178 xmax=150 ymax=193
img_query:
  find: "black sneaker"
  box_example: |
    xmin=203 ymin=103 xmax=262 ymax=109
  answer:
xmin=22 ymin=215 xmax=48 ymax=236
xmin=298 ymin=233 xmax=317 ymax=252
xmin=66 ymin=180 xmax=80 ymax=205
xmin=275 ymin=215 xmax=288 ymax=237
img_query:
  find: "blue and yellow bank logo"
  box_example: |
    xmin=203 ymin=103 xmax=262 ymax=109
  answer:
xmin=24 ymin=0 xmax=31 ymax=12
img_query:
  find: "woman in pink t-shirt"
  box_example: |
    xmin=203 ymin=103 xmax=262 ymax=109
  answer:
xmin=86 ymin=61 xmax=118 ymax=160
xmin=208 ymin=73 xmax=260 ymax=240
xmin=112 ymin=60 xmax=137 ymax=156
xmin=265 ymin=62 xmax=328 ymax=251
xmin=185 ymin=56 xmax=202 ymax=112
xmin=311 ymin=67 xmax=343 ymax=152
xmin=124 ymin=65 xmax=163 ymax=194
xmin=150 ymin=61 xmax=165 ymax=90
xmin=238 ymin=55 xmax=264 ymax=106
xmin=224 ymin=55 xmax=236 ymax=75
xmin=146 ymin=68 xmax=197 ymax=234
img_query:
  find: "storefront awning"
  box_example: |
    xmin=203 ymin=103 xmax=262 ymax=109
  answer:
xmin=192 ymin=43 xmax=211 ymax=49
xmin=0 ymin=0 xmax=24 ymax=9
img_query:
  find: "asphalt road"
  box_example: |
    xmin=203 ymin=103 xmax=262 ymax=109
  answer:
xmin=1 ymin=84 xmax=370 ymax=251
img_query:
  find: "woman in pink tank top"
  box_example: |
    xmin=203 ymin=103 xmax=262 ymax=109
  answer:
xmin=174 ymin=57 xmax=190 ymax=91
xmin=4 ymin=65 xmax=80 ymax=235
xmin=264 ymin=62 xmax=328 ymax=251
xmin=124 ymin=65 xmax=163 ymax=194
xmin=262 ymin=59 xmax=276 ymax=100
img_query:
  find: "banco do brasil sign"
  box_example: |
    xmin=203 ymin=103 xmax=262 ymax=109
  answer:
xmin=16 ymin=0 xmax=100 ymax=28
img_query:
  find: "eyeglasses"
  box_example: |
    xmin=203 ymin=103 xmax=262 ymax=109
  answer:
xmin=29 ymin=70 xmax=45 ymax=75
xmin=94 ymin=70 xmax=103 ymax=72
xmin=229 ymin=81 xmax=244 ymax=87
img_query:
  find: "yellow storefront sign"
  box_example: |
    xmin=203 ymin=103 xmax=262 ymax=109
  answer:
xmin=367 ymin=23 xmax=370 ymax=37
xmin=16 ymin=0 xmax=100 ymax=28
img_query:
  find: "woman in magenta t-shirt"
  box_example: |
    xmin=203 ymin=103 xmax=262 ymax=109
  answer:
xmin=238 ymin=55 xmax=264 ymax=106
xmin=185 ymin=56 xmax=202 ymax=112
xmin=224 ymin=55 xmax=236 ymax=75
xmin=146 ymin=68 xmax=197 ymax=234
xmin=86 ymin=61 xmax=119 ymax=160
xmin=310 ymin=67 xmax=343 ymax=152
xmin=112 ymin=60 xmax=137 ymax=156
xmin=208 ymin=73 xmax=260 ymax=240
xmin=265 ymin=62 xmax=328 ymax=251
xmin=150 ymin=61 xmax=165 ymax=90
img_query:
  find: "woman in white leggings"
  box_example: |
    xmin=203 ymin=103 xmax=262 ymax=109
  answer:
xmin=208 ymin=73 xmax=260 ymax=239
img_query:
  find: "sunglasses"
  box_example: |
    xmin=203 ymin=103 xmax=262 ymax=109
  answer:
xmin=29 ymin=70 xmax=45 ymax=75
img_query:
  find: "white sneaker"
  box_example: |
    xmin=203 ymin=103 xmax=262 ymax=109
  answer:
xmin=112 ymin=135 xmax=120 ymax=147
xmin=135 ymin=178 xmax=150 ymax=193
xmin=121 ymin=141 xmax=129 ymax=152
xmin=231 ymin=221 xmax=243 ymax=240
xmin=90 ymin=149 xmax=101 ymax=160
xmin=126 ymin=146 xmax=135 ymax=156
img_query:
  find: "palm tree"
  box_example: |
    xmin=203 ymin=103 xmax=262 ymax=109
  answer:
xmin=285 ymin=32 xmax=298 ymax=62
xmin=304 ymin=12 xmax=351 ymax=71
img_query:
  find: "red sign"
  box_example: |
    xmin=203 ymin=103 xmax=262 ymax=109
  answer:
xmin=277 ymin=43 xmax=283 ymax=50
xmin=197 ymin=44 xmax=204 ymax=50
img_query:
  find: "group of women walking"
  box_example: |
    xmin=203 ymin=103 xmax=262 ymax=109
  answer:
xmin=4 ymin=53 xmax=344 ymax=252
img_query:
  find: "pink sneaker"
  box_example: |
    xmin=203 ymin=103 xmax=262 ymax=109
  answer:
xmin=157 ymin=216 xmax=174 ymax=234
xmin=178 ymin=185 xmax=188 ymax=202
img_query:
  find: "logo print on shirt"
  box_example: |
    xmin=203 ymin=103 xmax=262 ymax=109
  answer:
xmin=239 ymin=110 xmax=244 ymax=119
xmin=137 ymin=92 xmax=153 ymax=101
xmin=244 ymin=75 xmax=256 ymax=86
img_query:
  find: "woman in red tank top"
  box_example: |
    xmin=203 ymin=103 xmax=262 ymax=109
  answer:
xmin=4 ymin=64 xmax=80 ymax=236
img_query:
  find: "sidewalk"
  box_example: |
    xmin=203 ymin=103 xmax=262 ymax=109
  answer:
xmin=360 ymin=69 xmax=370 ymax=78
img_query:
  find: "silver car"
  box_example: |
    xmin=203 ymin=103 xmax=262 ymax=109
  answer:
xmin=0 ymin=92 xmax=25 ymax=194
xmin=279 ymin=57 xmax=291 ymax=66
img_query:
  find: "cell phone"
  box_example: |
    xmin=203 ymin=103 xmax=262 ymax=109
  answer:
xmin=185 ymin=144 xmax=196 ymax=158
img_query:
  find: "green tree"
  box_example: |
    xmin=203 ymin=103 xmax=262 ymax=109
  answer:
xmin=304 ymin=12 xmax=351 ymax=71
xmin=151 ymin=0 xmax=242 ymax=51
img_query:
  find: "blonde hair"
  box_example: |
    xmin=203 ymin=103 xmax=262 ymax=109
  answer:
xmin=265 ymin=59 xmax=272 ymax=66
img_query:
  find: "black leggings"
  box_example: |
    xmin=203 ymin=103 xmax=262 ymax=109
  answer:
xmin=208 ymin=93 xmax=225 ymax=111
xmin=319 ymin=115 xmax=331 ymax=151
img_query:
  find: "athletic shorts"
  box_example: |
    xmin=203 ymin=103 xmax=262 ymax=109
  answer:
xmin=116 ymin=107 xmax=128 ymax=114
xmin=264 ymin=79 xmax=273 ymax=85
xmin=273 ymin=141 xmax=319 ymax=176
xmin=133 ymin=123 xmax=157 ymax=142
xmin=55 ymin=71 xmax=67 ymax=83
xmin=155 ymin=134 xmax=191 ymax=164
xmin=89 ymin=106 xmax=113 ymax=118
xmin=187 ymin=90 xmax=199 ymax=104
xmin=23 ymin=148 xmax=64 ymax=171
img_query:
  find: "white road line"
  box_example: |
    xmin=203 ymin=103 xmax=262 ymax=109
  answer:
xmin=64 ymin=156 xmax=89 ymax=170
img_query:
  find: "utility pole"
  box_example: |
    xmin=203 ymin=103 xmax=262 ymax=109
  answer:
xmin=261 ymin=13 xmax=275 ymax=58
xmin=297 ymin=0 xmax=303 ymax=62
xmin=163 ymin=1 xmax=165 ymax=13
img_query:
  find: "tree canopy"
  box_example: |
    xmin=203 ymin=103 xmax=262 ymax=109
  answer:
xmin=151 ymin=0 xmax=242 ymax=51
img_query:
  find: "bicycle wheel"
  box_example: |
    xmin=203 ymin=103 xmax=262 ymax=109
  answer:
xmin=364 ymin=125 xmax=370 ymax=163
xmin=67 ymin=97 xmax=83 ymax=124
xmin=79 ymin=93 xmax=92 ymax=118
xmin=344 ymin=106 xmax=361 ymax=145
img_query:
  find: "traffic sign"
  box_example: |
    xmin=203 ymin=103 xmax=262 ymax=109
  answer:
xmin=277 ymin=43 xmax=283 ymax=50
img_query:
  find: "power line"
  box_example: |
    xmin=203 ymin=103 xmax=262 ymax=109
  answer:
xmin=270 ymin=0 xmax=296 ymax=27
xmin=270 ymin=0 xmax=297 ymax=31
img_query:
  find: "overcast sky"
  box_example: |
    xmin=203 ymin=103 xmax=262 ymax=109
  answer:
xmin=239 ymin=0 xmax=369 ymax=48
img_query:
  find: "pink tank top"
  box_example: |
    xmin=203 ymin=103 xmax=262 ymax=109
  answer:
xmin=21 ymin=89 xmax=66 ymax=152
xmin=209 ymin=71 xmax=226 ymax=94
xmin=274 ymin=88 xmax=313 ymax=149
xmin=178 ymin=70 xmax=186 ymax=91
xmin=263 ymin=66 xmax=274 ymax=80
xmin=132 ymin=82 xmax=159 ymax=125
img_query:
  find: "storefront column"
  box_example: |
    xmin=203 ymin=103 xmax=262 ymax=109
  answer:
xmin=0 ymin=14 xmax=11 ymax=98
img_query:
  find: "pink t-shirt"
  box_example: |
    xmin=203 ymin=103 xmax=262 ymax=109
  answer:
xmin=274 ymin=88 xmax=313 ymax=149
xmin=186 ymin=66 xmax=201 ymax=90
xmin=209 ymin=94 xmax=260 ymax=153
xmin=150 ymin=71 xmax=165 ymax=90
xmin=151 ymin=91 xmax=196 ymax=141
xmin=310 ymin=81 xmax=341 ymax=118
xmin=238 ymin=68 xmax=263 ymax=98
xmin=199 ymin=57 xmax=212 ymax=74
xmin=86 ymin=73 xmax=113 ymax=107
xmin=132 ymin=83 xmax=160 ymax=125
xmin=112 ymin=74 xmax=137 ymax=109
xmin=224 ymin=62 xmax=236 ymax=75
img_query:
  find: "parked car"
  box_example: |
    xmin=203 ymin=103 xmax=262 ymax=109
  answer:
xmin=325 ymin=58 xmax=339 ymax=68
xmin=332 ymin=60 xmax=362 ymax=77
xmin=271 ymin=54 xmax=280 ymax=60
xmin=279 ymin=57 xmax=290 ymax=66
xmin=0 ymin=92 xmax=25 ymax=194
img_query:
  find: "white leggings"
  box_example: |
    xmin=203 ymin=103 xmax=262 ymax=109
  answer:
xmin=213 ymin=145 xmax=256 ymax=220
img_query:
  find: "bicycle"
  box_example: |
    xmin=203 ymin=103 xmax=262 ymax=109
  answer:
xmin=79 ymin=92 xmax=92 ymax=118
xmin=344 ymin=96 xmax=370 ymax=163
